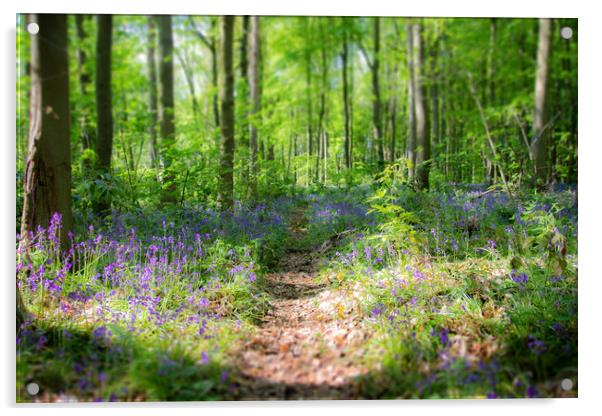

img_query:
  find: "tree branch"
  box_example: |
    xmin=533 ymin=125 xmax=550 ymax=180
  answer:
xmin=188 ymin=16 xmax=213 ymax=50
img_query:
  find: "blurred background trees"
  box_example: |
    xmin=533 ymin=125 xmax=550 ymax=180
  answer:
xmin=16 ymin=15 xmax=578 ymax=225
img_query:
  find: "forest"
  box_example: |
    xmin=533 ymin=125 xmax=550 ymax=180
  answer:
xmin=16 ymin=14 xmax=577 ymax=401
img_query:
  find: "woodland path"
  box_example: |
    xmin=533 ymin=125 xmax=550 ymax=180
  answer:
xmin=231 ymin=207 xmax=374 ymax=400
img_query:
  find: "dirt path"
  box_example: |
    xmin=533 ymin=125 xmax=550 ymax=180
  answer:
xmin=231 ymin=208 xmax=373 ymax=400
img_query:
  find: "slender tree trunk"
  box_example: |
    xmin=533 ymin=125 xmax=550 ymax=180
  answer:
xmin=249 ymin=16 xmax=260 ymax=200
xmin=484 ymin=18 xmax=497 ymax=184
xmin=487 ymin=18 xmax=497 ymax=105
xmin=390 ymin=97 xmax=397 ymax=162
xmin=315 ymin=24 xmax=328 ymax=183
xmin=75 ymin=15 xmax=94 ymax=162
xmin=305 ymin=25 xmax=313 ymax=183
xmin=240 ymin=15 xmax=250 ymax=146
xmin=156 ymin=15 xmax=177 ymax=203
xmin=211 ymin=18 xmax=220 ymax=130
xmin=532 ymin=18 xmax=552 ymax=189
xmin=429 ymin=27 xmax=439 ymax=170
xmin=341 ymin=21 xmax=351 ymax=170
xmin=406 ymin=22 xmax=416 ymax=178
xmin=94 ymin=15 xmax=113 ymax=214
xmin=372 ymin=18 xmax=384 ymax=167
xmin=349 ymin=41 xmax=355 ymax=171
xmin=218 ymin=16 xmax=235 ymax=210
xmin=413 ymin=22 xmax=430 ymax=190
xmin=20 ymin=13 xmax=73 ymax=252
xmin=147 ymin=17 xmax=159 ymax=168
xmin=239 ymin=16 xmax=250 ymax=193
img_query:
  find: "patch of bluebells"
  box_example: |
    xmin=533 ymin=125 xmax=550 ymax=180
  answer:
xmin=510 ymin=271 xmax=529 ymax=289
xmin=16 ymin=208 xmax=274 ymax=400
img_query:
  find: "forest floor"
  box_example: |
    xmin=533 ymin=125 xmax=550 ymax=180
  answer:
xmin=232 ymin=207 xmax=375 ymax=399
xmin=16 ymin=186 xmax=578 ymax=401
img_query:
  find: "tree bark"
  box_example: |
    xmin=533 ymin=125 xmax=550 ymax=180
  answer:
xmin=413 ymin=22 xmax=430 ymax=190
xmin=248 ymin=16 xmax=260 ymax=200
xmin=20 ymin=13 xmax=73 ymax=250
xmin=94 ymin=14 xmax=113 ymax=214
xmin=157 ymin=15 xmax=177 ymax=203
xmin=218 ymin=16 xmax=236 ymax=210
xmin=429 ymin=26 xmax=440 ymax=166
xmin=341 ymin=20 xmax=352 ymax=170
xmin=406 ymin=21 xmax=416 ymax=178
xmin=389 ymin=97 xmax=397 ymax=162
xmin=75 ymin=15 xmax=94 ymax=158
xmin=372 ymin=18 xmax=384 ymax=166
xmin=147 ymin=16 xmax=159 ymax=168
xmin=315 ymin=22 xmax=328 ymax=183
xmin=487 ymin=18 xmax=497 ymax=106
xmin=305 ymin=20 xmax=313 ymax=184
xmin=532 ymin=18 xmax=552 ymax=188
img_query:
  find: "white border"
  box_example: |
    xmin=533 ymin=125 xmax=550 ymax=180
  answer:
xmin=2 ymin=1 xmax=599 ymax=415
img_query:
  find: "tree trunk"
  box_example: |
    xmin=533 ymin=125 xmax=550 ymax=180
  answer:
xmin=315 ymin=24 xmax=328 ymax=183
xmin=487 ymin=18 xmax=497 ymax=106
xmin=429 ymin=26 xmax=439 ymax=168
xmin=20 ymin=13 xmax=73 ymax=251
xmin=341 ymin=21 xmax=352 ymax=170
xmin=240 ymin=15 xmax=250 ymax=140
xmin=413 ymin=22 xmax=430 ymax=190
xmin=532 ymin=18 xmax=552 ymax=189
xmin=157 ymin=15 xmax=177 ymax=203
xmin=94 ymin=15 xmax=113 ymax=214
xmin=147 ymin=16 xmax=159 ymax=168
xmin=406 ymin=22 xmax=416 ymax=178
xmin=249 ymin=16 xmax=260 ymax=200
xmin=372 ymin=18 xmax=384 ymax=166
xmin=218 ymin=16 xmax=236 ymax=210
xmin=211 ymin=18 xmax=220 ymax=130
xmin=389 ymin=97 xmax=397 ymax=162
xmin=75 ymin=15 xmax=94 ymax=163
xmin=305 ymin=22 xmax=313 ymax=184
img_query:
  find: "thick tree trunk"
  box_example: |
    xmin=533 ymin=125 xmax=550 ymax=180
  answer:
xmin=20 ymin=13 xmax=73 ymax=251
xmin=94 ymin=15 xmax=113 ymax=214
xmin=147 ymin=16 xmax=159 ymax=168
xmin=413 ymin=22 xmax=430 ymax=190
xmin=218 ymin=16 xmax=236 ymax=210
xmin=406 ymin=22 xmax=416 ymax=178
xmin=532 ymin=18 xmax=552 ymax=189
xmin=20 ymin=13 xmax=73 ymax=245
xmin=249 ymin=16 xmax=260 ymax=200
xmin=157 ymin=15 xmax=177 ymax=203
